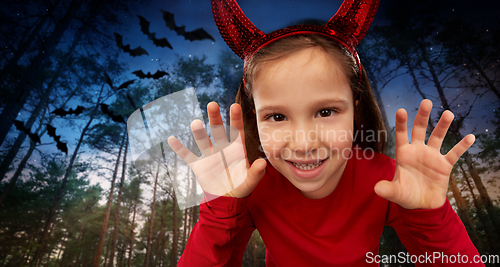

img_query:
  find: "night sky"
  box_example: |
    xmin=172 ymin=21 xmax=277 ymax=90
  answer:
xmin=122 ymin=0 xmax=499 ymax=133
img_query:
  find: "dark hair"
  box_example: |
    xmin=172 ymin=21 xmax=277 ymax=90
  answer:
xmin=236 ymin=34 xmax=386 ymax=163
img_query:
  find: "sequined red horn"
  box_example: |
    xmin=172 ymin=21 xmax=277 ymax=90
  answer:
xmin=211 ymin=0 xmax=265 ymax=59
xmin=326 ymin=0 xmax=380 ymax=48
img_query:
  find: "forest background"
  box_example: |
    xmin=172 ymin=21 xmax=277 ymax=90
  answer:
xmin=0 ymin=0 xmax=499 ymax=266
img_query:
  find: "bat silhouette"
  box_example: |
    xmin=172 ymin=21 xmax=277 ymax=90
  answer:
xmin=13 ymin=120 xmax=41 ymax=144
xmin=138 ymin=15 xmax=173 ymax=49
xmin=113 ymin=32 xmax=149 ymax=57
xmin=51 ymin=106 xmax=86 ymax=117
xmin=100 ymin=104 xmax=125 ymax=124
xmin=46 ymin=124 xmax=68 ymax=154
xmin=132 ymin=70 xmax=169 ymax=79
xmin=161 ymin=10 xmax=215 ymax=42
xmin=126 ymin=93 xmax=138 ymax=110
xmin=104 ymin=72 xmax=136 ymax=92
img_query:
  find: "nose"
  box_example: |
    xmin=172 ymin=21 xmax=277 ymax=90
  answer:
xmin=286 ymin=121 xmax=321 ymax=156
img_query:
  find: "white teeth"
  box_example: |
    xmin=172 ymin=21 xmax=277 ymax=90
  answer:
xmin=292 ymin=160 xmax=323 ymax=170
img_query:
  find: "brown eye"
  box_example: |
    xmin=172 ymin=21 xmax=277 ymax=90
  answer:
xmin=317 ymin=109 xmax=335 ymax=117
xmin=272 ymin=114 xmax=286 ymax=121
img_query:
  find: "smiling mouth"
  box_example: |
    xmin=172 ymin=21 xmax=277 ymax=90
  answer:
xmin=288 ymin=160 xmax=325 ymax=170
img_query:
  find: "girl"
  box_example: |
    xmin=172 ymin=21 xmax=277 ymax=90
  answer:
xmin=168 ymin=0 xmax=483 ymax=265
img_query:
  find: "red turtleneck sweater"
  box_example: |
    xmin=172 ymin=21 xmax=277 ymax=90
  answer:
xmin=178 ymin=147 xmax=482 ymax=266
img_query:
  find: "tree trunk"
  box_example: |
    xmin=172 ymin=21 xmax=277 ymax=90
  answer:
xmin=36 ymin=221 xmax=57 ymax=267
xmin=160 ymin=233 xmax=169 ymax=267
xmin=92 ymin=132 xmax=127 ymax=267
xmin=66 ymin=223 xmax=85 ymax=267
xmin=419 ymin=43 xmax=500 ymax=231
xmin=459 ymin=163 xmax=496 ymax=251
xmin=17 ymin=228 xmax=39 ymax=266
xmin=0 ymin=31 xmax=81 ymax=186
xmin=187 ymin=208 xmax=194 ymax=241
xmin=119 ymin=241 xmax=126 ymax=267
xmin=0 ymin=138 xmax=37 ymax=208
xmin=54 ymin=235 xmax=65 ymax=267
xmin=181 ymin=168 xmax=191 ymax=250
xmin=103 ymin=236 xmax=112 ymax=267
xmin=170 ymin=156 xmax=179 ymax=267
xmin=461 ymin=151 xmax=500 ymax=230
xmin=30 ymin=84 xmax=104 ymax=266
xmin=404 ymin=52 xmax=429 ymax=100
xmin=144 ymin=162 xmax=160 ymax=267
xmin=128 ymin=195 xmax=138 ymax=267
xmin=458 ymin=45 xmax=500 ymax=101
xmin=448 ymin=173 xmax=484 ymax=254
xmin=0 ymin=0 xmax=85 ymax=147
xmin=153 ymin=200 xmax=168 ymax=267
xmin=191 ymin=167 xmax=199 ymax=225
xmin=108 ymin=135 xmax=128 ymax=267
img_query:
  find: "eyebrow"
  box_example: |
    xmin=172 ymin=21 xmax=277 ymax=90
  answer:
xmin=256 ymin=98 xmax=349 ymax=114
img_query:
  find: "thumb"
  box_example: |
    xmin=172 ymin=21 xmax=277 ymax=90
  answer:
xmin=374 ymin=180 xmax=400 ymax=203
xmin=246 ymin=158 xmax=267 ymax=189
xmin=228 ymin=158 xmax=267 ymax=199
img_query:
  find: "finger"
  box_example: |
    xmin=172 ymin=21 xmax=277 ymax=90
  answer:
xmin=445 ymin=134 xmax=475 ymax=165
xmin=374 ymin=180 xmax=401 ymax=203
xmin=208 ymin=102 xmax=229 ymax=145
xmin=191 ymin=119 xmax=213 ymax=156
xmin=208 ymin=102 xmax=224 ymax=125
xmin=230 ymin=103 xmax=244 ymax=130
xmin=246 ymin=158 xmax=267 ymax=188
xmin=229 ymin=103 xmax=248 ymax=167
xmin=395 ymin=108 xmax=409 ymax=148
xmin=232 ymin=158 xmax=267 ymax=198
xmin=411 ymin=99 xmax=432 ymax=144
xmin=230 ymin=103 xmax=244 ymax=138
xmin=230 ymin=103 xmax=245 ymax=142
xmin=427 ymin=110 xmax=454 ymax=150
xmin=167 ymin=136 xmax=199 ymax=164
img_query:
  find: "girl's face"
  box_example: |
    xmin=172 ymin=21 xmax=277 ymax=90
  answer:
xmin=252 ymin=47 xmax=354 ymax=199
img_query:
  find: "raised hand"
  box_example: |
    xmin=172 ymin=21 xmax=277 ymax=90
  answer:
xmin=167 ymin=102 xmax=267 ymax=199
xmin=374 ymin=99 xmax=475 ymax=209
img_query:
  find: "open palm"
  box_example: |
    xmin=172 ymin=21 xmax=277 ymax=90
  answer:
xmin=375 ymin=99 xmax=475 ymax=209
xmin=167 ymin=102 xmax=266 ymax=199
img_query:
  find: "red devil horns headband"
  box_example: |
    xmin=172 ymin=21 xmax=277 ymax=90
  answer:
xmin=211 ymin=0 xmax=380 ymax=93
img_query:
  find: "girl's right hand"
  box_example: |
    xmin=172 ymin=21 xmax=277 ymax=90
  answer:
xmin=167 ymin=102 xmax=267 ymax=199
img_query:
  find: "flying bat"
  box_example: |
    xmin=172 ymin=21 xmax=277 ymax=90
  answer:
xmin=138 ymin=15 xmax=173 ymax=49
xmin=161 ymin=10 xmax=215 ymax=42
xmin=113 ymin=32 xmax=149 ymax=57
xmin=51 ymin=106 xmax=86 ymax=117
xmin=13 ymin=120 xmax=41 ymax=144
xmin=132 ymin=70 xmax=169 ymax=79
xmin=104 ymin=72 xmax=136 ymax=92
xmin=100 ymin=104 xmax=125 ymax=124
xmin=46 ymin=124 xmax=68 ymax=154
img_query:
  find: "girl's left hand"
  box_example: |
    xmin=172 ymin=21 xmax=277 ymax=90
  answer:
xmin=374 ymin=99 xmax=475 ymax=209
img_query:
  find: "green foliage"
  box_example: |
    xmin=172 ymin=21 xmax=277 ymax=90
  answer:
xmin=215 ymin=50 xmax=243 ymax=124
xmin=0 ymin=156 xmax=99 ymax=266
xmin=171 ymin=55 xmax=215 ymax=89
xmin=476 ymin=108 xmax=500 ymax=172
